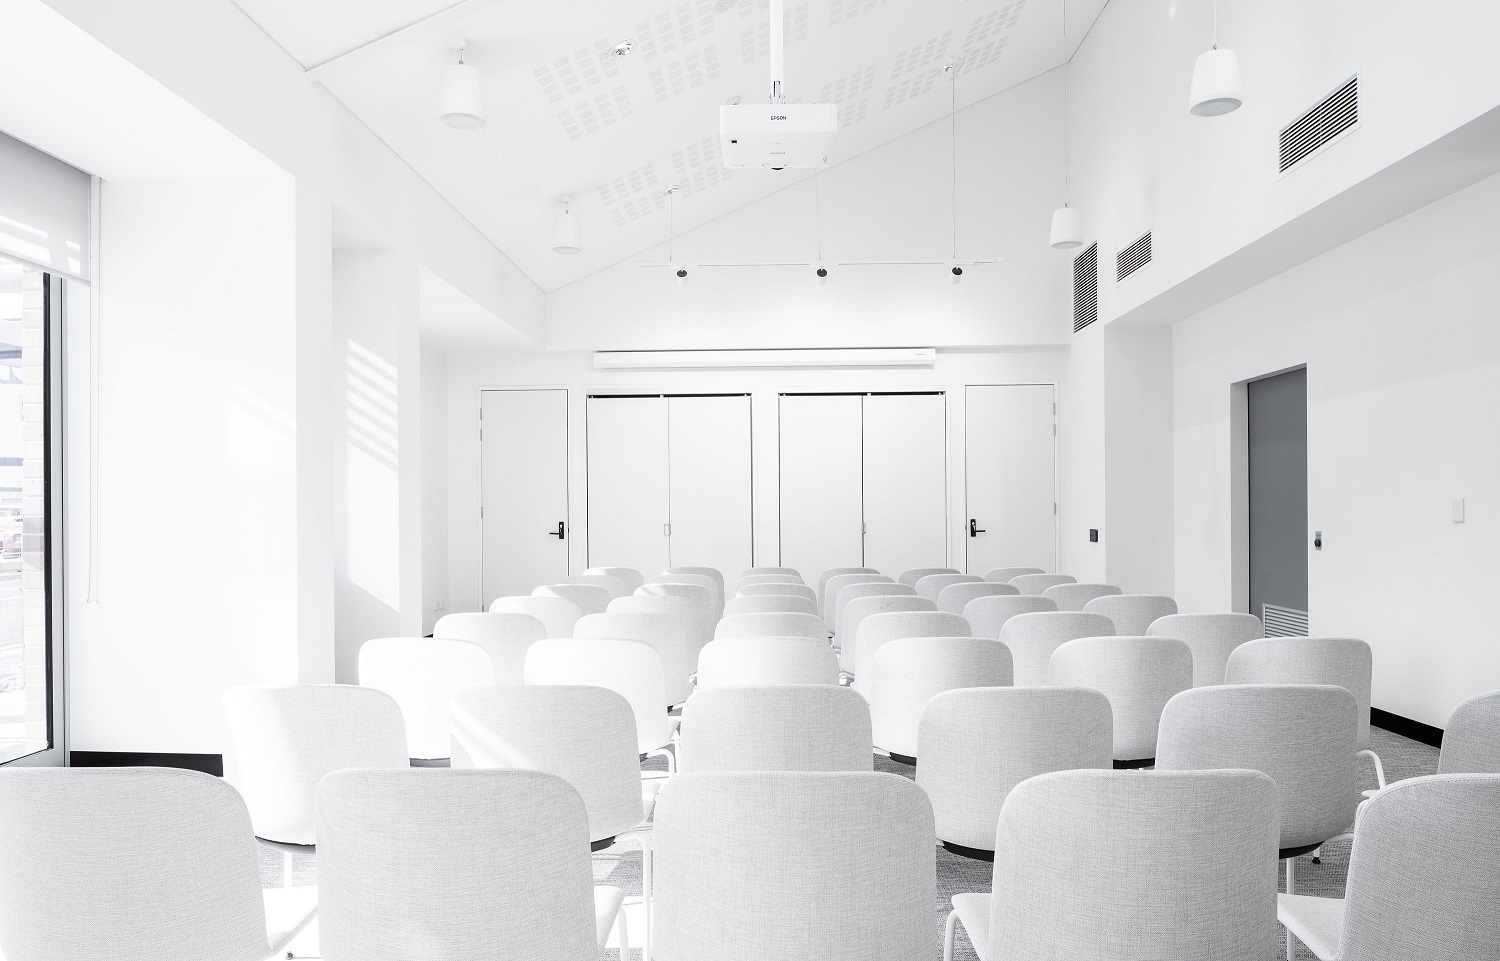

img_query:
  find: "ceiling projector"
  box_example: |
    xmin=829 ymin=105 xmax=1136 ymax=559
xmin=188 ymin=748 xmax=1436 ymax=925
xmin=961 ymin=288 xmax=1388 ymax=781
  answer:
xmin=720 ymin=0 xmax=837 ymax=169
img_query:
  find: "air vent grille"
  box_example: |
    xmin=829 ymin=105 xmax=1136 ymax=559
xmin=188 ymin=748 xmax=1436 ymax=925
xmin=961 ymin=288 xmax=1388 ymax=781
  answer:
xmin=1072 ymin=242 xmax=1098 ymax=333
xmin=1263 ymin=603 xmax=1310 ymax=637
xmin=1116 ymin=231 xmax=1151 ymax=282
xmin=1280 ymin=75 xmax=1358 ymax=173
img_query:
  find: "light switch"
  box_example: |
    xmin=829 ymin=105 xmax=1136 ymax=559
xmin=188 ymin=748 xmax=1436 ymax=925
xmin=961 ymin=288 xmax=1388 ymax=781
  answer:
xmin=1453 ymin=498 xmax=1466 ymax=524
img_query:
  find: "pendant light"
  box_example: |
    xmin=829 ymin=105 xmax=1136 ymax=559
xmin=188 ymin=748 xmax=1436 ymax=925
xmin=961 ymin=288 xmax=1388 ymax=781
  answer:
xmin=438 ymin=41 xmax=486 ymax=130
xmin=1050 ymin=0 xmax=1084 ymax=249
xmin=1189 ymin=0 xmax=1243 ymax=116
xmin=551 ymin=196 xmax=582 ymax=254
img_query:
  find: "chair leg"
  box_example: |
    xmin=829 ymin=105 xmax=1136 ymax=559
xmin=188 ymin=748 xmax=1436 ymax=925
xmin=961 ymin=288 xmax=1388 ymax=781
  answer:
xmin=641 ymin=834 xmax=653 ymax=961
xmin=1358 ymin=749 xmax=1387 ymax=790
xmin=943 ymin=909 xmax=959 ymax=961
xmin=1285 ymin=858 xmax=1296 ymax=961
xmin=614 ymin=904 xmax=629 ymax=960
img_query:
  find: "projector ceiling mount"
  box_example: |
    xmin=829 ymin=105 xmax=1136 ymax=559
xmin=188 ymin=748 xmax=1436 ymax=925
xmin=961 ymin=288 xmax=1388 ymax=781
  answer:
xmin=719 ymin=0 xmax=839 ymax=169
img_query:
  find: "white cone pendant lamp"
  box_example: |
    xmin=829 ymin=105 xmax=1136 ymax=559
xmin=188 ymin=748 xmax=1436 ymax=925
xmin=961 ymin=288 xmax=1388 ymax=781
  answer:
xmin=1049 ymin=205 xmax=1083 ymax=250
xmin=552 ymin=196 xmax=582 ymax=255
xmin=1189 ymin=1 xmax=1242 ymax=117
xmin=439 ymin=42 xmax=486 ymax=130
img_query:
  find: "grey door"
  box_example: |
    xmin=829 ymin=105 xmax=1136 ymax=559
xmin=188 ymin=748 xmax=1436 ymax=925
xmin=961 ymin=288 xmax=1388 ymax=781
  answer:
xmin=1248 ymin=367 xmax=1308 ymax=630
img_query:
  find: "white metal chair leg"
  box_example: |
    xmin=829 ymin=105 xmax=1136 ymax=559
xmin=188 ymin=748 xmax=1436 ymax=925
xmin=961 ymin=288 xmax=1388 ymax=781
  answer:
xmin=943 ymin=908 xmax=959 ymax=961
xmin=617 ymin=829 xmax=653 ymax=961
xmin=613 ymin=903 xmax=629 ymax=960
xmin=1358 ymin=748 xmax=1387 ymax=789
xmin=644 ymin=746 xmax=676 ymax=774
xmin=1285 ymin=858 xmax=1296 ymax=960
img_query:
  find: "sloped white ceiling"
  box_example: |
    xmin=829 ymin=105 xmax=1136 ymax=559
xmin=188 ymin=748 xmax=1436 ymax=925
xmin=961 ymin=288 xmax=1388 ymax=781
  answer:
xmin=232 ymin=0 xmax=1105 ymax=292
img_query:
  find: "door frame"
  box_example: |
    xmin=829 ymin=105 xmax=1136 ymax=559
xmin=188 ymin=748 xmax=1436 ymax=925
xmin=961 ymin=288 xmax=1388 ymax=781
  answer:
xmin=962 ymin=383 xmax=1061 ymax=575
xmin=476 ymin=386 xmax=570 ymax=604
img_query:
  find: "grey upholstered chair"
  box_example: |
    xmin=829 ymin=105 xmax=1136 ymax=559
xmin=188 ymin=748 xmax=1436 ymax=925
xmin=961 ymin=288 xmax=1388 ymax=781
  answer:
xmin=677 ymin=685 xmax=873 ymax=772
xmin=665 ymin=566 xmax=725 ymax=611
xmin=525 ymin=637 xmax=676 ymax=767
xmin=535 ymin=582 xmax=611 ymax=617
xmin=489 ymin=594 xmax=584 ymax=638
xmin=1085 ymin=593 xmax=1180 ymax=635
xmin=559 ymin=572 xmax=629 ymax=600
xmin=822 ymin=572 xmax=895 ymax=622
xmin=869 ymin=637 xmax=1012 ymax=764
xmin=899 ymin=566 xmax=959 ymax=587
xmin=735 ymin=582 xmax=817 ymax=603
xmin=653 ymin=772 xmax=937 ymax=960
xmin=1147 ymin=612 xmax=1264 ymax=687
xmin=636 ymin=582 xmax=716 ymax=665
xmin=359 ymin=636 xmax=496 ymax=761
xmin=838 ymin=593 xmax=933 ymax=672
xmin=741 ymin=566 xmax=801 ymax=579
xmin=316 ymin=769 xmax=627 ymax=961
xmin=945 ymin=769 xmax=1279 ymax=961
xmin=723 ymin=593 xmax=820 ymax=617
xmin=915 ymin=572 xmax=983 ymax=601
xmin=963 ymin=594 xmax=1058 ymax=639
xmin=1009 ymin=572 xmax=1077 ymax=595
xmin=1048 ymin=636 xmax=1193 ymax=765
xmin=740 ymin=572 xmax=804 ymax=588
xmin=585 ymin=566 xmax=644 ymax=592
xmin=714 ymin=610 xmax=829 ymax=641
xmin=937 ymin=581 xmax=1018 ymax=614
xmin=650 ymin=572 xmax=722 ymax=618
xmin=834 ymin=582 xmax=919 ymax=632
xmin=575 ymin=611 xmax=693 ymax=705
xmin=1278 ymin=774 xmax=1500 ymax=961
xmin=0 ymin=767 xmax=318 ymax=961
xmin=1438 ymin=691 xmax=1500 ymax=774
xmin=1042 ymin=582 xmax=1121 ymax=611
xmin=999 ymin=610 xmax=1114 ymax=686
xmin=984 ymin=566 xmax=1043 ymax=582
xmin=696 ymin=636 xmax=840 ymax=687
xmin=852 ymin=610 xmax=971 ymax=690
xmin=918 ymin=687 xmax=1112 ymax=858
xmin=432 ymin=611 xmax=548 ymax=684
xmin=816 ymin=566 xmax=878 ymax=606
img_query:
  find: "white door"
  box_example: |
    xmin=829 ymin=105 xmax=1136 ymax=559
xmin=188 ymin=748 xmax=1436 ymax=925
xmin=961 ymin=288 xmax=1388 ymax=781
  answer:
xmin=480 ymin=389 xmax=569 ymax=604
xmin=965 ymin=385 xmax=1057 ymax=573
xmin=862 ymin=393 xmax=948 ymax=574
xmin=587 ymin=396 xmax=670 ymax=578
xmin=779 ymin=395 xmax=863 ymax=578
xmin=667 ymin=395 xmax=752 ymax=575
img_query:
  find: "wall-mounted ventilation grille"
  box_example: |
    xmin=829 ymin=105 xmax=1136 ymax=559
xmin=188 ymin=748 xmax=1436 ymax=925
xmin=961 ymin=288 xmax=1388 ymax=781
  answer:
xmin=1280 ymin=75 xmax=1358 ymax=173
xmin=1116 ymin=230 xmax=1151 ymax=282
xmin=1072 ymin=242 xmax=1098 ymax=333
xmin=1263 ymin=603 xmax=1310 ymax=637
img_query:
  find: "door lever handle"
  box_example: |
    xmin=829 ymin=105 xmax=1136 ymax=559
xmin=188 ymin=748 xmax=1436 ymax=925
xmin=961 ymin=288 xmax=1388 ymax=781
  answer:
xmin=548 ymin=522 xmax=565 ymax=539
xmin=969 ymin=519 xmax=985 ymax=538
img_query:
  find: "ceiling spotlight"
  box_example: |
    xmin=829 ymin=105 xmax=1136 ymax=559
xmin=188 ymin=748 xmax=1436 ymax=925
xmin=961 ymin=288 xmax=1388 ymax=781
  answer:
xmin=611 ymin=40 xmax=635 ymax=57
xmin=714 ymin=0 xmax=738 ymax=11
xmin=438 ymin=41 xmax=486 ymax=130
xmin=815 ymin=266 xmax=829 ymax=286
xmin=950 ymin=265 xmax=964 ymax=284
xmin=1049 ymin=205 xmax=1084 ymax=250
xmin=552 ymin=196 xmax=582 ymax=255
xmin=676 ymin=267 xmax=689 ymax=288
xmin=1189 ymin=1 xmax=1242 ymax=116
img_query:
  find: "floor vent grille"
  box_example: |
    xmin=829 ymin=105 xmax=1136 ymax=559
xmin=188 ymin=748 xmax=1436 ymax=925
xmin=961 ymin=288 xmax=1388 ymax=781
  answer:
xmin=1073 ymin=242 xmax=1098 ymax=333
xmin=1280 ymin=75 xmax=1358 ymax=173
xmin=1263 ymin=603 xmax=1310 ymax=637
xmin=1116 ymin=230 xmax=1151 ymax=282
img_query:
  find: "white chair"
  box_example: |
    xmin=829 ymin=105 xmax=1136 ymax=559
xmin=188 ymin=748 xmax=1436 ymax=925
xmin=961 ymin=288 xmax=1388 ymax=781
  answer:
xmin=723 ymin=593 xmax=820 ymax=617
xmin=490 ymin=594 xmax=583 ymax=638
xmin=1147 ymin=612 xmax=1264 ymax=687
xmin=222 ymin=684 xmax=408 ymax=846
xmin=696 ymin=636 xmax=840 ymax=687
xmin=1085 ymin=593 xmax=1179 ymax=634
xmin=665 ymin=566 xmax=725 ymax=610
xmin=839 ymin=595 xmax=938 ymax=674
xmin=653 ymin=772 xmax=937 ymax=961
xmin=585 ymin=566 xmax=645 ymax=592
xmin=0 ymin=767 xmax=318 ymax=961
xmin=899 ymin=566 xmax=958 ymax=587
xmin=984 ymin=566 xmax=1043 ymax=582
xmin=741 ymin=566 xmax=800 ymax=579
xmin=1010 ymin=572 xmax=1077 ymax=595
xmin=677 ymin=686 xmax=873 ymax=772
xmin=316 ymin=769 xmax=627 ymax=961
xmin=359 ymin=637 xmax=496 ymax=761
xmin=915 ymin=573 xmax=983 ymax=600
xmin=525 ymin=637 xmax=677 ymax=768
xmin=963 ymin=594 xmax=1057 ymax=639
xmin=833 ymin=581 xmax=918 ymax=637
xmin=715 ymin=611 xmax=829 ymax=641
xmin=432 ymin=611 xmax=548 ymax=684
xmin=822 ymin=572 xmax=895 ymax=624
xmin=918 ymin=687 xmax=1112 ymax=858
xmin=607 ymin=591 xmax=695 ymax=633
xmin=816 ymin=566 xmax=878 ymax=607
xmin=560 ymin=572 xmax=629 ymax=600
xmin=1278 ymin=774 xmax=1500 ymax=961
xmin=636 ymin=582 xmax=716 ymax=667
xmin=869 ymin=637 xmax=1012 ymax=764
xmin=575 ymin=611 xmax=693 ymax=706
xmin=1042 ymin=582 xmax=1121 ymax=611
xmin=944 ymin=769 xmax=1279 ymax=961
xmin=535 ymin=583 xmax=611 ymax=616
xmin=852 ymin=610 xmax=970 ymax=690
xmin=998 ymin=610 xmax=1114 ymax=686
xmin=739 ymin=573 xmax=805 ymax=589
xmin=1048 ymin=636 xmax=1192 ymax=766
xmin=651 ymin=571 xmax=721 ymax=617
xmin=937 ymin=581 xmax=1018 ymax=614
xmin=736 ymin=582 xmax=817 ymax=603
xmin=1437 ymin=691 xmax=1500 ymax=774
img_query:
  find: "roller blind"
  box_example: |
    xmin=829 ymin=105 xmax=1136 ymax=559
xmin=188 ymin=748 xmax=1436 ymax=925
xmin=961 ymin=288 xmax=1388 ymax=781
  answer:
xmin=0 ymin=130 xmax=89 ymax=280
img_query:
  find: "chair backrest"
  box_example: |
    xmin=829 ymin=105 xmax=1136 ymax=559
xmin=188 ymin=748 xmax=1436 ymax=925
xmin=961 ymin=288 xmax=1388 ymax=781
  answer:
xmin=222 ymin=684 xmax=408 ymax=845
xmin=739 ymin=573 xmax=804 ymax=588
xmin=964 ymin=594 xmax=1058 ymax=639
xmin=451 ymin=685 xmax=644 ymax=843
xmin=985 ymin=769 xmax=1278 ymax=961
xmin=1225 ymin=637 xmax=1373 ymax=748
xmin=852 ymin=611 xmax=970 ymax=688
xmin=1085 ymin=594 xmax=1180 ymax=635
xmin=1147 ymin=612 xmax=1264 ymax=687
xmin=559 ymin=572 xmax=629 ymax=599
xmin=432 ymin=612 xmax=548 ymax=684
xmin=666 ymin=565 xmax=725 ymax=596
xmin=984 ymin=566 xmax=1044 ymax=582
xmin=1440 ymin=691 xmax=1500 ymax=774
xmin=937 ymin=581 xmax=1018 ymax=614
xmin=838 ymin=595 xmax=934 ymax=671
xmin=834 ymin=581 xmax=918 ymax=636
xmin=736 ymin=582 xmax=817 ymax=602
xmin=898 ymin=566 xmax=958 ymax=587
xmin=1010 ymin=572 xmax=1077 ymax=595
xmin=822 ymin=573 xmax=895 ymax=623
xmin=1157 ymin=684 xmax=1358 ymax=851
xmin=525 ymin=637 xmax=671 ymax=755
xmin=316 ymin=769 xmax=598 ymax=961
xmin=652 ymin=772 xmax=937 ymax=961
xmin=533 ymin=583 xmax=610 ymax=616
xmin=489 ymin=595 xmax=583 ymax=638
xmin=715 ymin=610 xmax=829 ymax=641
xmin=0 ymin=768 xmax=281 ymax=961
xmin=359 ymin=637 xmax=497 ymax=760
xmin=741 ymin=566 xmax=800 ymax=579
xmin=696 ymin=636 xmax=840 ymax=688
xmin=816 ymin=566 xmax=878 ymax=605
xmin=1048 ymin=636 xmax=1193 ymax=762
xmin=607 ymin=591 xmax=695 ymax=629
xmin=723 ymin=593 xmax=820 ymax=617
xmin=678 ymin=686 xmax=873 ymax=772
xmin=917 ymin=687 xmax=1112 ymax=852
xmin=869 ymin=637 xmax=1012 ymax=759
xmin=1042 ymin=582 xmax=1122 ymax=611
xmin=1336 ymin=774 xmax=1500 ymax=961
xmin=914 ymin=572 xmax=982 ymax=600
xmin=661 ymin=569 xmax=724 ymax=613
xmin=998 ymin=610 xmax=1114 ymax=685
xmin=575 ymin=611 xmax=692 ymax=705
xmin=585 ymin=566 xmax=645 ymax=592
xmin=635 ymin=582 xmax=715 ymax=665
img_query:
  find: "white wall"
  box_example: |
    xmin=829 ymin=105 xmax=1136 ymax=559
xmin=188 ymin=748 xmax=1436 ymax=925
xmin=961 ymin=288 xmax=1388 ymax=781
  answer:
xmin=420 ymin=346 xmax=448 ymax=635
xmin=1173 ymin=168 xmax=1500 ymax=728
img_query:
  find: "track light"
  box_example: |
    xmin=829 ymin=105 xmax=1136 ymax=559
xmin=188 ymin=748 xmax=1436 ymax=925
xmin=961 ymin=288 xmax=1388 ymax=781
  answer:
xmin=815 ymin=266 xmax=828 ymax=286
xmin=551 ymin=196 xmax=582 ymax=255
xmin=950 ymin=265 xmax=964 ymax=284
xmin=1189 ymin=2 xmax=1242 ymax=117
xmin=1049 ymin=205 xmax=1084 ymax=250
xmin=438 ymin=41 xmax=486 ymax=129
xmin=676 ymin=268 xmax=689 ymax=288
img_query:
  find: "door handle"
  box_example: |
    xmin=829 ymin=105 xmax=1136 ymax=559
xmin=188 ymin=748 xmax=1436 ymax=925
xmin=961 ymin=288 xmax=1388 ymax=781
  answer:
xmin=548 ymin=522 xmax=565 ymax=539
xmin=969 ymin=518 xmax=985 ymax=538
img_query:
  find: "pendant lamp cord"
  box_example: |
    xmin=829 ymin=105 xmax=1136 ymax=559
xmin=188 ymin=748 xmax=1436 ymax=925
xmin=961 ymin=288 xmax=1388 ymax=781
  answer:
xmin=1061 ymin=0 xmax=1070 ymax=206
xmin=1212 ymin=0 xmax=1218 ymax=49
xmin=668 ymin=187 xmax=675 ymax=262
xmin=949 ymin=63 xmax=958 ymax=260
xmin=813 ymin=174 xmax=823 ymax=263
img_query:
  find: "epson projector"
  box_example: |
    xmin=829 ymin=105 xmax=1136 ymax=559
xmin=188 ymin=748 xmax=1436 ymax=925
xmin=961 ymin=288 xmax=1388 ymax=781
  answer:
xmin=720 ymin=102 xmax=839 ymax=169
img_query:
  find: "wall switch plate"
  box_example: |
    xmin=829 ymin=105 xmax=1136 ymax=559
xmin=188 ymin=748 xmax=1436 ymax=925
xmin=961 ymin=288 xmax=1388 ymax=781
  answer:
xmin=1089 ymin=529 xmax=1099 ymax=543
xmin=433 ymin=600 xmax=446 ymax=611
xmin=1453 ymin=498 xmax=1466 ymax=523
xmin=1314 ymin=531 xmax=1323 ymax=550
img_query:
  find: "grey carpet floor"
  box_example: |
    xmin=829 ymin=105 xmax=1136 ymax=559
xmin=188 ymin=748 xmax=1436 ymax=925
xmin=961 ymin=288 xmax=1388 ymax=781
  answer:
xmin=261 ymin=726 xmax=1437 ymax=959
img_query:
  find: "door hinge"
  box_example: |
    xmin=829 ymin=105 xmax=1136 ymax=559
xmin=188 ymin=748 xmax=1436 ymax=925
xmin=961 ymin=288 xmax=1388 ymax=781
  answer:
xmin=1053 ymin=503 xmax=1058 ymax=514
xmin=664 ymin=523 xmax=672 ymax=537
xmin=1053 ymin=423 xmax=1057 ymax=436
